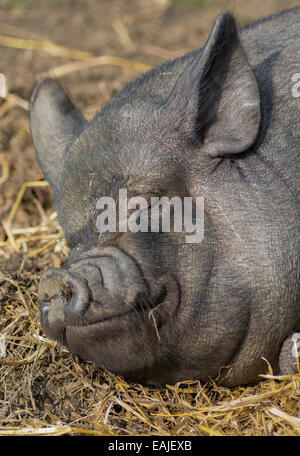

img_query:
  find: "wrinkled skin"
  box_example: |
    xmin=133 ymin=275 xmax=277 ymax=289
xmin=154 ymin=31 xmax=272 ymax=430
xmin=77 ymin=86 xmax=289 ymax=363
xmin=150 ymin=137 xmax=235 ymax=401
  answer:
xmin=30 ymin=8 xmax=300 ymax=386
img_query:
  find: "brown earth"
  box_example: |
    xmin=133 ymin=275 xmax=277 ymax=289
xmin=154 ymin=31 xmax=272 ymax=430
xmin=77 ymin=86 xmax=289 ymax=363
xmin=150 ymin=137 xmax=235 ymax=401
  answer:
xmin=0 ymin=0 xmax=299 ymax=436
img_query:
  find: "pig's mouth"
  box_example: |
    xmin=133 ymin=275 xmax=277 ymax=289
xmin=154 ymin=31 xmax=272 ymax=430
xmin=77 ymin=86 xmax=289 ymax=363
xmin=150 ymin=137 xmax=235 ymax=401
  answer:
xmin=41 ymin=291 xmax=165 ymax=344
xmin=64 ymin=285 xmax=167 ymax=341
xmin=38 ymin=247 xmax=176 ymax=343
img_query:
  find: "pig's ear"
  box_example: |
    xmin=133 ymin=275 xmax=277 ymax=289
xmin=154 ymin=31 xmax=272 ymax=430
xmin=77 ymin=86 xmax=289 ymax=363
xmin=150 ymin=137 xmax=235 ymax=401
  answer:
xmin=184 ymin=12 xmax=260 ymax=157
xmin=30 ymin=78 xmax=87 ymax=188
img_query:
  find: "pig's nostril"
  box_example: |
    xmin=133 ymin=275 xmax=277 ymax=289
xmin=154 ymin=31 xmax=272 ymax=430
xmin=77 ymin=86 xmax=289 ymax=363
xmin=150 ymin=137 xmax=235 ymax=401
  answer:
xmin=38 ymin=268 xmax=91 ymax=326
xmin=62 ymin=285 xmax=73 ymax=303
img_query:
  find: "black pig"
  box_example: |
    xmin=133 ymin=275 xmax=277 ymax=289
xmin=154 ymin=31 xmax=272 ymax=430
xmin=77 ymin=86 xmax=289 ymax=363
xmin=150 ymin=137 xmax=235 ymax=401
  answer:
xmin=30 ymin=9 xmax=300 ymax=386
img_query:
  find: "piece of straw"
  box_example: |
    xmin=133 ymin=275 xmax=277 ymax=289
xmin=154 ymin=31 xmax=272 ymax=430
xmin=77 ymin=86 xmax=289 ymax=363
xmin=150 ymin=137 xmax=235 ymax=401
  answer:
xmin=0 ymin=35 xmax=93 ymax=60
xmin=41 ymin=55 xmax=151 ymax=79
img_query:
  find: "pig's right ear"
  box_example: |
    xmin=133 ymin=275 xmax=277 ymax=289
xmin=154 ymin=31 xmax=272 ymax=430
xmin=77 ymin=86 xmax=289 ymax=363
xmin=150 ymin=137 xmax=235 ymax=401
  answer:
xmin=173 ymin=12 xmax=261 ymax=158
xmin=30 ymin=78 xmax=87 ymax=190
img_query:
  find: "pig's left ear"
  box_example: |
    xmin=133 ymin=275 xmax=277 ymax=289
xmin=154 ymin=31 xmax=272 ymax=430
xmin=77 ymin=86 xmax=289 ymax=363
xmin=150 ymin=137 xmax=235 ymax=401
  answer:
xmin=180 ymin=12 xmax=260 ymax=157
xmin=30 ymin=78 xmax=87 ymax=189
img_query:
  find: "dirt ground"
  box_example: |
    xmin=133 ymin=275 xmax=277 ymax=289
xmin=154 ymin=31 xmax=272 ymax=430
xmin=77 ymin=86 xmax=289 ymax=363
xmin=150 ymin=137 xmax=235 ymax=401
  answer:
xmin=0 ymin=0 xmax=299 ymax=436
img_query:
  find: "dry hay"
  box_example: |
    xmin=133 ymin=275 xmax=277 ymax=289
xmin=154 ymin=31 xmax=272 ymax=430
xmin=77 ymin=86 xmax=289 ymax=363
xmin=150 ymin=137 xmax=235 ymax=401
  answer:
xmin=0 ymin=0 xmax=300 ymax=436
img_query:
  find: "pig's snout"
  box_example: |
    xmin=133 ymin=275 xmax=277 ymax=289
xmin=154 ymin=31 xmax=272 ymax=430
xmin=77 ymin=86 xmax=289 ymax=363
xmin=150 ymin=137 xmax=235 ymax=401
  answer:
xmin=38 ymin=268 xmax=91 ymax=339
xmin=38 ymin=248 xmax=152 ymax=341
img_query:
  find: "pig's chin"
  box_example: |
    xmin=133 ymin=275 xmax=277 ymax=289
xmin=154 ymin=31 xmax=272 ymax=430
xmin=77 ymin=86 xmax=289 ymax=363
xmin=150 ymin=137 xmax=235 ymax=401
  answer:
xmin=63 ymin=281 xmax=168 ymax=340
xmin=63 ymin=281 xmax=179 ymax=384
xmin=40 ymin=266 xmax=180 ymax=383
xmin=39 ymin=247 xmax=180 ymax=361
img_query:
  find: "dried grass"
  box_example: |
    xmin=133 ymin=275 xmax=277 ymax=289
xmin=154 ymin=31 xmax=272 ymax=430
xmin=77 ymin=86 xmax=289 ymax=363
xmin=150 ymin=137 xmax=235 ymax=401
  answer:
xmin=0 ymin=1 xmax=299 ymax=436
xmin=0 ymin=35 xmax=93 ymax=60
xmin=41 ymin=56 xmax=151 ymax=80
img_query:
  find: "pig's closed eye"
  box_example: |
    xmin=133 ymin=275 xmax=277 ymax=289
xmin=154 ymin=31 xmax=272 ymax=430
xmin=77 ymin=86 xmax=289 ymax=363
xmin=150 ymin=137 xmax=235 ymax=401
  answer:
xmin=126 ymin=194 xmax=155 ymax=216
xmin=128 ymin=202 xmax=150 ymax=216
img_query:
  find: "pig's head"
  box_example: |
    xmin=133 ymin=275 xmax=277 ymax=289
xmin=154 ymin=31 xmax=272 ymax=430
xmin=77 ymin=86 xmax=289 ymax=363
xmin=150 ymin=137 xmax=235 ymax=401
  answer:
xmin=30 ymin=13 xmax=261 ymax=385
